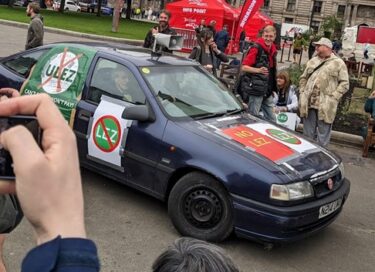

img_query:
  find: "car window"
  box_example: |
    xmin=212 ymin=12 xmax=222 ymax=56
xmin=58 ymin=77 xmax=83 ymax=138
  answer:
xmin=141 ymin=66 xmax=242 ymax=119
xmin=87 ymin=58 xmax=146 ymax=105
xmin=2 ymin=49 xmax=48 ymax=77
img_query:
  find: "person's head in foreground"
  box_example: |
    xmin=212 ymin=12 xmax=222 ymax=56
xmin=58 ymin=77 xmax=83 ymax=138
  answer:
xmin=152 ymin=237 xmax=239 ymax=272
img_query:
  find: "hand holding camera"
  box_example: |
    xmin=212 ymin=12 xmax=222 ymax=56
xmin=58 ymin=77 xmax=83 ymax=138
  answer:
xmin=0 ymin=94 xmax=86 ymax=245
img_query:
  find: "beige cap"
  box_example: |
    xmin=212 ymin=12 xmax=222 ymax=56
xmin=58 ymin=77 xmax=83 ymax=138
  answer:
xmin=313 ymin=37 xmax=333 ymax=49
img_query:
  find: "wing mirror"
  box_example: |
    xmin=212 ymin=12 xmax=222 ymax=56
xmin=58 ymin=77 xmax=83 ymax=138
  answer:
xmin=122 ymin=104 xmax=155 ymax=122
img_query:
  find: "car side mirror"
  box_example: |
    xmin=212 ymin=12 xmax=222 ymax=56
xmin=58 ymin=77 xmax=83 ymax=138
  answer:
xmin=122 ymin=104 xmax=155 ymax=122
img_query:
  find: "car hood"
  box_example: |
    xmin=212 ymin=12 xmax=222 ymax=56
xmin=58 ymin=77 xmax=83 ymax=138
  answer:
xmin=175 ymin=112 xmax=340 ymax=181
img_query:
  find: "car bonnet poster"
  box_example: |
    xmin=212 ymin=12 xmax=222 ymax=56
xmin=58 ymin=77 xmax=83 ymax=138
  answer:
xmin=20 ymin=45 xmax=97 ymax=126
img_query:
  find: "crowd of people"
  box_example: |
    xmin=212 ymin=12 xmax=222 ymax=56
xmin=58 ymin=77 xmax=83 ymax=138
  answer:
xmin=237 ymin=25 xmax=352 ymax=147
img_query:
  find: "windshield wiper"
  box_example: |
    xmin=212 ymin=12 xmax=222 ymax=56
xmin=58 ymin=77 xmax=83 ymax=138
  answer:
xmin=225 ymin=108 xmax=243 ymax=116
xmin=193 ymin=108 xmax=242 ymax=120
xmin=157 ymin=91 xmax=192 ymax=107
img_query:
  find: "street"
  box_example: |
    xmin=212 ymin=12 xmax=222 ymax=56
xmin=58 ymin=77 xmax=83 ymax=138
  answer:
xmin=1 ymin=23 xmax=375 ymax=272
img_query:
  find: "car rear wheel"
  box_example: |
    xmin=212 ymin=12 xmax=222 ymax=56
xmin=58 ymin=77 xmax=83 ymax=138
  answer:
xmin=168 ymin=172 xmax=233 ymax=242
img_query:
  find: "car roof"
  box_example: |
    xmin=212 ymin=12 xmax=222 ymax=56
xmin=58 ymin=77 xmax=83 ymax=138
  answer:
xmin=43 ymin=42 xmax=198 ymax=67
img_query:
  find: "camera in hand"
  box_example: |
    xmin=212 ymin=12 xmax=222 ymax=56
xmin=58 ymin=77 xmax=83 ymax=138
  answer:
xmin=0 ymin=116 xmax=41 ymax=179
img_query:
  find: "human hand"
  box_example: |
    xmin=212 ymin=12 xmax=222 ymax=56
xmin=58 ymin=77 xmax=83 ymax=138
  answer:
xmin=258 ymin=67 xmax=269 ymax=75
xmin=209 ymin=41 xmax=218 ymax=52
xmin=204 ymin=64 xmax=213 ymax=71
xmin=370 ymin=90 xmax=375 ymax=98
xmin=152 ymin=27 xmax=159 ymax=35
xmin=0 ymin=94 xmax=86 ymax=245
xmin=0 ymin=88 xmax=20 ymax=101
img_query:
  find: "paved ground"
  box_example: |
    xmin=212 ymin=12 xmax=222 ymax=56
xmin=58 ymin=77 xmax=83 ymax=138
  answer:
xmin=0 ymin=23 xmax=375 ymax=272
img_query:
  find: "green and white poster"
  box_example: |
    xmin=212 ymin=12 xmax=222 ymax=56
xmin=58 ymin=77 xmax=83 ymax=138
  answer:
xmin=21 ymin=45 xmax=97 ymax=125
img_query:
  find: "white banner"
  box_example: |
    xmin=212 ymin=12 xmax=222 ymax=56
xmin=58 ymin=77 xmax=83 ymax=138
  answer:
xmin=247 ymin=123 xmax=318 ymax=154
xmin=276 ymin=112 xmax=297 ymax=131
xmin=88 ymin=95 xmax=132 ymax=167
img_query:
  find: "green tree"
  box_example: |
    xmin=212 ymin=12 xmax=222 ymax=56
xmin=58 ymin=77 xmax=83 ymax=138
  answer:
xmin=320 ymin=15 xmax=343 ymax=39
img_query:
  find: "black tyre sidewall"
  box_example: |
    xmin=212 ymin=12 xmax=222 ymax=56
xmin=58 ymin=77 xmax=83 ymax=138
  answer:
xmin=168 ymin=172 xmax=233 ymax=242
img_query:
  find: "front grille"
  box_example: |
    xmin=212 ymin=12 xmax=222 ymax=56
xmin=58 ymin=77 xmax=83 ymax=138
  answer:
xmin=311 ymin=170 xmax=343 ymax=198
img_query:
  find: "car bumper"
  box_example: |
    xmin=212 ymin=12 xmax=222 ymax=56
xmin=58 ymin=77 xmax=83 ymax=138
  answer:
xmin=231 ymin=178 xmax=350 ymax=243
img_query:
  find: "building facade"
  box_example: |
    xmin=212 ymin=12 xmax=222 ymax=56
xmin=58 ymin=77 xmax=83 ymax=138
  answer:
xmin=261 ymin=0 xmax=375 ymax=32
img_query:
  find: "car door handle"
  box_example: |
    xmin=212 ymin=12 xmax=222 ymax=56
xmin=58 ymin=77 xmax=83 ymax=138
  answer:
xmin=78 ymin=110 xmax=92 ymax=122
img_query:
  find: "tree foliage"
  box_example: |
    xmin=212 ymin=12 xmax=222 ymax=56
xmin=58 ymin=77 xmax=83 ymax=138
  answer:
xmin=320 ymin=15 xmax=343 ymax=39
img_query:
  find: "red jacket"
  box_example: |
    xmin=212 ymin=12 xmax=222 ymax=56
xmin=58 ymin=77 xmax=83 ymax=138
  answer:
xmin=242 ymin=38 xmax=277 ymax=68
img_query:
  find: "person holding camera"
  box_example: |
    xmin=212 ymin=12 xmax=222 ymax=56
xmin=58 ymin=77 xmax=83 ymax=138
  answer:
xmin=189 ymin=28 xmax=229 ymax=77
xmin=0 ymin=93 xmax=99 ymax=271
xmin=0 ymin=88 xmax=24 ymax=272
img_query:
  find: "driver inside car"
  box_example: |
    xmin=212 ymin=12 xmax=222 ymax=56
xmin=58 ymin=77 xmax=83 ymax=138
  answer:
xmin=112 ymin=68 xmax=133 ymax=103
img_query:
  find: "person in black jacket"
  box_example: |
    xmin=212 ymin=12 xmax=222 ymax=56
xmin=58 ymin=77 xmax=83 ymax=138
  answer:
xmin=189 ymin=28 xmax=229 ymax=78
xmin=143 ymin=10 xmax=176 ymax=53
xmin=240 ymin=25 xmax=277 ymax=122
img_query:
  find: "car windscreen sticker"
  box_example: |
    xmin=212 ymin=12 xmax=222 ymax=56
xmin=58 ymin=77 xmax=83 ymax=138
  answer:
xmin=141 ymin=67 xmax=150 ymax=74
xmin=221 ymin=125 xmax=295 ymax=162
xmin=248 ymin=123 xmax=318 ymax=154
xmin=20 ymin=45 xmax=97 ymax=125
xmin=88 ymin=95 xmax=132 ymax=167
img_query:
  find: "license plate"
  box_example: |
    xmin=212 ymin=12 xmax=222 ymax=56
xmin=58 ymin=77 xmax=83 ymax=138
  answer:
xmin=319 ymin=198 xmax=342 ymax=219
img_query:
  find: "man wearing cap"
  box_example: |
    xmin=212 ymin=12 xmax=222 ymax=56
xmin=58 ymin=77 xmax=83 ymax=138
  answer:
xmin=299 ymin=37 xmax=349 ymax=147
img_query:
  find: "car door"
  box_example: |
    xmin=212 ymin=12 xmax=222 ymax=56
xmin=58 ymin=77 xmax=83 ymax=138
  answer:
xmin=74 ymin=56 xmax=167 ymax=197
xmin=0 ymin=49 xmax=49 ymax=90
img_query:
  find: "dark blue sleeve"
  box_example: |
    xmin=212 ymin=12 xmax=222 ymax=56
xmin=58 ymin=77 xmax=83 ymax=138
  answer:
xmin=21 ymin=236 xmax=100 ymax=272
xmin=364 ymin=98 xmax=375 ymax=118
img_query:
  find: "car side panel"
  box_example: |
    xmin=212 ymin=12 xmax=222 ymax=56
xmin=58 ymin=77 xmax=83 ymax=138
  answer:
xmin=0 ymin=65 xmax=25 ymax=91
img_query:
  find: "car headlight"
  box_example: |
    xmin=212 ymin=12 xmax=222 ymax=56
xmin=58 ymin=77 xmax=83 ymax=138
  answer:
xmin=339 ymin=162 xmax=345 ymax=179
xmin=270 ymin=181 xmax=314 ymax=201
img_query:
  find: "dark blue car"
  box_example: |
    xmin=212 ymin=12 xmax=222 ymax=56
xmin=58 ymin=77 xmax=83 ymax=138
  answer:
xmin=0 ymin=43 xmax=350 ymax=243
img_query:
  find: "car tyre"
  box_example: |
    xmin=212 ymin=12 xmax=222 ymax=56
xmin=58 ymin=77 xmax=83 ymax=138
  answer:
xmin=168 ymin=172 xmax=233 ymax=242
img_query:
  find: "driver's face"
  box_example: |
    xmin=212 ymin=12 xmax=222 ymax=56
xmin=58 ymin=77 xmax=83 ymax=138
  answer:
xmin=114 ymin=71 xmax=128 ymax=91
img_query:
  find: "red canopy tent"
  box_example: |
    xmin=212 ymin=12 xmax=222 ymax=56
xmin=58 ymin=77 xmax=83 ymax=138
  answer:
xmin=166 ymin=0 xmax=240 ymax=52
xmin=167 ymin=0 xmax=239 ymax=32
xmin=242 ymin=11 xmax=274 ymax=42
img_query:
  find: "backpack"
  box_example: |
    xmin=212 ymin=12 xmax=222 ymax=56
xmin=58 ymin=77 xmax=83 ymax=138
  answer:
xmin=235 ymin=43 xmax=270 ymax=102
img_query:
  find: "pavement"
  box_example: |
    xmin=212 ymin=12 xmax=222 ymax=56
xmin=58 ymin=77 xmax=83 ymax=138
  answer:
xmin=0 ymin=19 xmax=367 ymax=150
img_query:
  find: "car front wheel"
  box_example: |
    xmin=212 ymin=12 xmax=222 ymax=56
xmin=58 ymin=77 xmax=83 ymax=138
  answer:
xmin=168 ymin=172 xmax=233 ymax=242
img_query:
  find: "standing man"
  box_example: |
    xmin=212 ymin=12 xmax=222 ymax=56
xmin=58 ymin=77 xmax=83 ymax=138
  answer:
xmin=299 ymin=38 xmax=349 ymax=147
xmin=25 ymin=2 xmax=44 ymax=50
xmin=143 ymin=9 xmax=176 ymax=53
xmin=195 ymin=19 xmax=206 ymax=36
xmin=214 ymin=24 xmax=230 ymax=68
xmin=240 ymin=25 xmax=277 ymax=122
xmin=292 ymin=32 xmax=307 ymax=63
xmin=207 ymin=20 xmax=217 ymax=37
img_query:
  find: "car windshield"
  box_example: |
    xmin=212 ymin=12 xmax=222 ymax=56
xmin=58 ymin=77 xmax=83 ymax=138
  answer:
xmin=141 ymin=66 xmax=243 ymax=119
